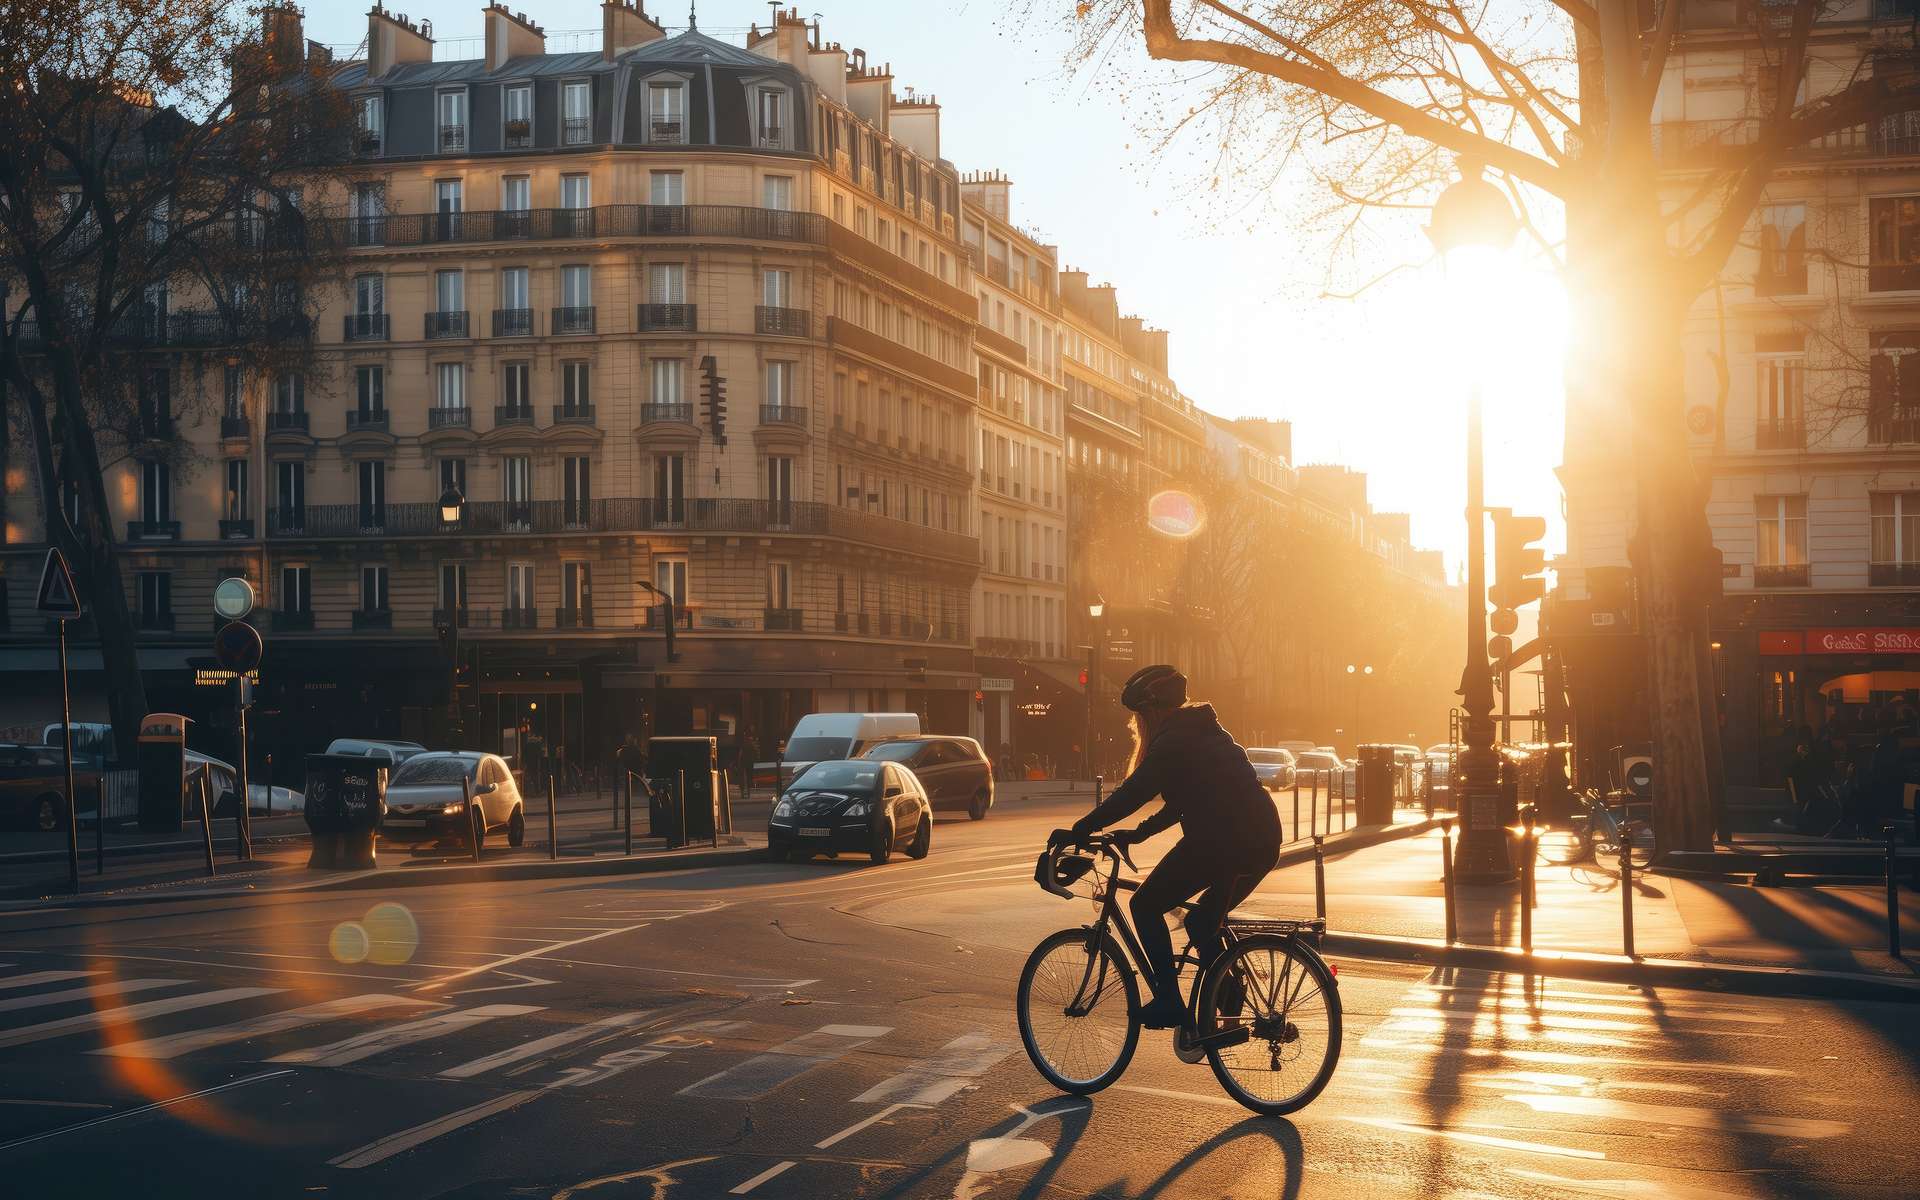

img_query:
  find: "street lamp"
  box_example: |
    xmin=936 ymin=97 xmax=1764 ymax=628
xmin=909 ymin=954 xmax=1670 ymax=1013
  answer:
xmin=1084 ymin=595 xmax=1106 ymax=786
xmin=1427 ymin=161 xmax=1520 ymax=884
xmin=438 ymin=485 xmax=465 ymax=527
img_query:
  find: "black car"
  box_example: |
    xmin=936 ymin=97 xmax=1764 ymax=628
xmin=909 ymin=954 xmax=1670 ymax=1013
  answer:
xmin=0 ymin=743 xmax=96 ymax=832
xmin=767 ymin=759 xmax=933 ymax=864
xmin=862 ymin=736 xmax=995 ymax=819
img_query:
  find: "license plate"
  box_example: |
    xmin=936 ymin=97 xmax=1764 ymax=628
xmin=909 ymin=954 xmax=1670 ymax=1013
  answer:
xmin=799 ymin=826 xmax=831 ymax=837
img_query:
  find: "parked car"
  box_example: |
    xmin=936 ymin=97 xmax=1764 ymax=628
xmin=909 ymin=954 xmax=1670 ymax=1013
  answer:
xmin=777 ymin=713 xmax=921 ymax=787
xmin=379 ymin=752 xmax=526 ymax=847
xmin=41 ymin=723 xmax=116 ymax=768
xmin=1419 ymin=751 xmax=1454 ymax=797
xmin=324 ymin=738 xmax=429 ymax=766
xmin=1270 ymin=740 xmax=1318 ymax=759
xmin=0 ymin=743 xmax=101 ymax=832
xmin=1246 ymin=748 xmax=1297 ymax=791
xmin=1294 ymin=750 xmax=1344 ymax=777
xmin=767 ymin=759 xmax=932 ymax=864
xmin=862 ymin=736 xmax=994 ymax=819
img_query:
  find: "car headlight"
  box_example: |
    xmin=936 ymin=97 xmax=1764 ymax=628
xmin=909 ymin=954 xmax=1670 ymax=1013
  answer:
xmin=441 ymin=802 xmax=464 ymax=814
xmin=844 ymin=801 xmax=869 ymax=817
xmin=773 ymin=798 xmax=792 ymax=819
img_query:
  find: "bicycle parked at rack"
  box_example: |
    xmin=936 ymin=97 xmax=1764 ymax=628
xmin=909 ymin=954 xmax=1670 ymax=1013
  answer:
xmin=1019 ymin=833 xmax=1343 ymax=1116
xmin=1533 ymin=789 xmax=1656 ymax=871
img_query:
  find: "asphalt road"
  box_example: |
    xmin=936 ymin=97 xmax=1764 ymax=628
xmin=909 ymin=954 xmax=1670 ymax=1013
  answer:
xmin=0 ymin=794 xmax=1914 ymax=1198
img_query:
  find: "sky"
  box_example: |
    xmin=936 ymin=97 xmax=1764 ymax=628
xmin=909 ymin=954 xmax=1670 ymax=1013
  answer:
xmin=301 ymin=1 xmax=1571 ymax=574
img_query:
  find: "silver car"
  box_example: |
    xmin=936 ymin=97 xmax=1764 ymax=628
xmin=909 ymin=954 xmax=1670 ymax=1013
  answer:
xmin=380 ymin=751 xmax=526 ymax=847
xmin=1246 ymin=748 xmax=1297 ymax=791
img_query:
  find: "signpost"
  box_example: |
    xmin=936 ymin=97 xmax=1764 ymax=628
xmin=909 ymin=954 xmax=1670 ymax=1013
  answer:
xmin=214 ymin=579 xmax=262 ymax=862
xmin=36 ymin=549 xmax=83 ymax=892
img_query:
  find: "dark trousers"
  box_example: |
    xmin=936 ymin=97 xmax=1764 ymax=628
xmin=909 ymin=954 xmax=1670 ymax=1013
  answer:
xmin=1130 ymin=835 xmax=1280 ymax=1006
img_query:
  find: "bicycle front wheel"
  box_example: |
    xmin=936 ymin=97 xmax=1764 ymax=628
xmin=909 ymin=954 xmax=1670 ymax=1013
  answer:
xmin=1200 ymin=935 xmax=1341 ymax=1116
xmin=1017 ymin=927 xmax=1140 ymax=1095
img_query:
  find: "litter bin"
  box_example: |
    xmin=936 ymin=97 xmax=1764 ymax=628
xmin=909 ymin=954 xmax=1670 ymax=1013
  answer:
xmin=648 ymin=736 xmax=724 ymax=844
xmin=1355 ymin=744 xmax=1397 ymax=826
xmin=136 ymin=713 xmax=190 ymax=833
xmin=302 ymin=753 xmax=388 ymax=869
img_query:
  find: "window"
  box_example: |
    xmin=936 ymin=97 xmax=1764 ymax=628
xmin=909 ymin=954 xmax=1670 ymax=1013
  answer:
xmin=765 ymin=360 xmax=793 ymax=410
xmin=439 ymin=563 xmax=468 ymax=614
xmin=349 ymin=365 xmax=382 ymax=419
xmin=506 ymin=562 xmax=534 ymax=615
xmin=562 ymin=561 xmax=592 ymax=619
xmin=767 ymin=455 xmax=793 ymax=523
xmin=503 ymin=456 xmax=531 ymax=507
xmin=562 ymin=361 xmax=590 ymax=412
xmin=439 ymin=457 xmax=466 ymax=498
xmin=756 ymin=88 xmax=787 ymax=147
xmin=360 ymin=565 xmax=389 ymax=614
xmin=654 ymin=557 xmax=687 ymax=606
xmin=273 ymin=372 xmax=304 ymax=413
xmin=1871 ymin=196 xmax=1920 ymax=291
xmin=436 ymin=89 xmax=467 ymax=151
xmin=434 ymin=269 xmax=464 ymax=314
xmin=276 ymin=461 xmax=305 ymax=524
xmin=354 ymin=94 xmax=382 ymax=149
xmin=224 ymin=459 xmax=248 ymax=521
xmin=502 ymin=362 xmax=532 ymax=414
xmin=763 ymin=175 xmax=793 ymax=210
xmin=140 ymin=460 xmax=170 ymax=526
xmin=138 ymin=572 xmax=171 ymax=628
xmin=503 ymin=84 xmax=532 ymax=146
xmin=563 ymin=455 xmax=592 ymax=526
xmin=654 ymin=452 xmax=684 ymax=522
xmin=357 ymin=460 xmax=385 ymax=528
xmin=649 ymin=263 xmax=685 ymax=304
xmin=1871 ymin=330 xmax=1920 ymax=443
xmin=650 ymin=171 xmax=684 ymax=206
xmin=1871 ymin=492 xmax=1920 ymax=582
xmin=434 ymin=179 xmax=463 ymax=239
xmin=222 ymin=365 xmax=244 ymax=419
xmin=1757 ymin=203 xmax=1806 ymax=295
xmin=500 ymin=266 xmax=529 ymax=310
xmin=762 ymin=267 xmax=791 ymax=308
xmin=352 ymin=273 xmax=383 ymax=316
xmin=562 ymin=80 xmax=591 ymax=144
xmin=561 ymin=264 xmax=591 ymax=308
xmin=647 ymin=81 xmax=685 ymax=143
xmin=560 ymin=173 xmax=590 ymax=209
xmin=767 ymin=561 xmax=792 ymax=610
xmin=1755 ymin=494 xmax=1808 ymax=585
xmin=280 ymin=564 xmax=310 ymax=614
xmin=651 ymin=358 xmax=683 ymax=406
xmin=1755 ymin=352 xmax=1802 ymax=448
xmin=437 ymin=362 xmax=466 ymax=410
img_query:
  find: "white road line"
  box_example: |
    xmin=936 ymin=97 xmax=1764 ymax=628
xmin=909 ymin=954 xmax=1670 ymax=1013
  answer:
xmin=269 ymin=1004 xmax=543 ymax=1067
xmin=537 ymin=958 xmax=817 ymax=989
xmin=678 ymin=1024 xmax=891 ymax=1101
xmin=94 ymin=994 xmax=440 ymax=1060
xmin=70 ymin=951 xmax=440 ymax=984
xmin=0 ymin=970 xmax=99 ymax=991
xmin=1343 ymin=1115 xmax=1608 ymax=1160
xmin=412 ymin=923 xmax=653 ymax=993
xmin=852 ymin=1032 xmax=1015 ymax=1106
xmin=815 ymin=1103 xmax=909 ymax=1149
xmin=729 ymin=1161 xmax=796 ymax=1194
xmin=1503 ymin=1092 xmax=1851 ymax=1138
xmin=0 ymin=978 xmax=179 ymax=1014
xmin=0 ymin=1071 xmax=294 ymax=1153
xmin=328 ymin=1089 xmax=543 ymax=1169
xmin=0 ymin=988 xmax=279 ymax=1050
xmin=440 ymin=1011 xmax=651 ymax=1079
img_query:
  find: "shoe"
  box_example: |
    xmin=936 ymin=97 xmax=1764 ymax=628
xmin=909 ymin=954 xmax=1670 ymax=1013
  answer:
xmin=1136 ymin=996 xmax=1187 ymax=1030
xmin=1215 ymin=970 xmax=1247 ymax=1019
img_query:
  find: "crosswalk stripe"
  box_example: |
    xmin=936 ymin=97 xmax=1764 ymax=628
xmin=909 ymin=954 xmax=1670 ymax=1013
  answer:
xmin=440 ymin=1010 xmax=652 ymax=1079
xmin=852 ymin=1032 xmax=1015 ymax=1106
xmin=270 ymin=1004 xmax=544 ymax=1067
xmin=328 ymin=1089 xmax=543 ymax=1169
xmin=0 ymin=988 xmax=280 ymax=1050
xmin=93 ymin=994 xmax=440 ymax=1060
xmin=678 ymin=1024 xmax=891 ymax=1101
xmin=0 ymin=970 xmax=100 ymax=992
xmin=0 ymin=979 xmax=179 ymax=1015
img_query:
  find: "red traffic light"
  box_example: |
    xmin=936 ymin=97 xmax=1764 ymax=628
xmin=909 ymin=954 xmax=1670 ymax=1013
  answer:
xmin=1078 ymin=669 xmax=1089 ymax=686
xmin=973 ymin=690 xmax=984 ymax=702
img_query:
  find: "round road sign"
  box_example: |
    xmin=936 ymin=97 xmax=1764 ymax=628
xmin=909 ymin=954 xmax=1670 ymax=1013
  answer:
xmin=214 ymin=577 xmax=255 ymax=621
xmin=214 ymin=620 xmax=264 ymax=674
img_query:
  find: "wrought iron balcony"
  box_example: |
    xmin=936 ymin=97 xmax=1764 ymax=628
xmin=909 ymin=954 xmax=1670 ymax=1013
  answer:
xmin=641 ymin=402 xmax=692 ymax=424
xmin=637 ymin=303 xmax=695 ymax=332
xmin=428 ymin=406 xmax=471 ymax=430
xmin=215 ymin=411 xmax=244 ymax=438
xmin=758 ymin=404 xmax=807 ymax=427
xmin=1870 ymin=405 xmax=1920 ymax=444
xmin=439 ymin=124 xmax=467 ymax=153
xmin=127 ymin=520 xmax=180 ymax=541
xmin=315 ymin=204 xmax=824 ymax=250
xmin=346 ymin=409 xmax=389 ymax=433
xmin=1754 ymin=563 xmax=1810 ymax=588
xmin=492 ymin=308 xmax=534 ymax=337
xmin=425 ymin=310 xmax=470 ymax=340
xmin=562 ymin=117 xmax=591 ymax=145
xmin=764 ymin=607 xmax=804 ymax=632
xmin=266 ymin=411 xmax=309 ymax=434
xmin=353 ymin=609 xmax=393 ymax=630
xmin=555 ymin=606 xmax=594 ymax=629
xmin=272 ymin=609 xmax=314 ymax=631
xmin=343 ymin=313 xmax=389 ymax=341
xmin=649 ymin=118 xmax=683 ymax=144
xmin=495 ymin=405 xmax=536 ymax=427
xmin=354 ymin=129 xmax=382 ymax=157
xmin=1870 ymin=562 xmax=1920 ymax=587
xmin=552 ymin=404 xmax=595 ymax=425
xmin=552 ymin=305 xmax=596 ymax=335
xmin=433 ymin=606 xmax=470 ymax=629
xmin=502 ymin=607 xmax=539 ymax=630
xmin=1755 ymin=418 xmax=1803 ymax=451
xmin=755 ymin=305 xmax=809 ymax=336
xmin=219 ymin=518 xmax=254 ymax=539
xmin=503 ymin=119 xmax=532 ymax=149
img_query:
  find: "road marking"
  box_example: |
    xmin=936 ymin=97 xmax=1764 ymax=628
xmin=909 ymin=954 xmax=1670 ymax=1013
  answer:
xmin=815 ymin=1103 xmax=909 ymax=1149
xmin=0 ymin=988 xmax=279 ymax=1050
xmin=1115 ymin=1083 xmax=1251 ymax=1111
xmin=0 ymin=1070 xmax=293 ymax=1153
xmin=94 ymin=994 xmax=439 ymax=1060
xmin=1502 ymin=1092 xmax=1851 ymax=1138
xmin=678 ymin=1024 xmax=890 ymax=1101
xmin=441 ymin=1011 xmax=652 ymax=1079
xmin=328 ymin=1089 xmax=543 ymax=1169
xmin=728 ymin=1161 xmax=796 ymax=1194
xmin=1343 ymin=1115 xmax=1607 ymax=1159
xmin=71 ymin=951 xmax=438 ymax=984
xmin=448 ymin=973 xmax=559 ymax=997
xmin=853 ymin=1032 xmax=1015 ymax=1105
xmin=0 ymin=978 xmax=179 ymax=1014
xmin=1355 ymin=1039 xmax=1796 ymax=1076
xmin=270 ymin=1004 xmax=542 ymax=1067
xmin=412 ymin=923 xmax=653 ymax=993
xmin=0 ymin=970 xmax=99 ymax=991
xmin=538 ymin=958 xmax=818 ymax=989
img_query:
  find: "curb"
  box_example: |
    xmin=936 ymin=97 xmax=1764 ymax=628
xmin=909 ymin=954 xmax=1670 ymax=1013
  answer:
xmin=1275 ymin=815 xmax=1442 ymax=869
xmin=1319 ymin=929 xmax=1920 ymax=1005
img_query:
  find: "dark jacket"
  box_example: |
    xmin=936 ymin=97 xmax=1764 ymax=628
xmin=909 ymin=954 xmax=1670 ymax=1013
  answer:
xmin=1073 ymin=704 xmax=1280 ymax=848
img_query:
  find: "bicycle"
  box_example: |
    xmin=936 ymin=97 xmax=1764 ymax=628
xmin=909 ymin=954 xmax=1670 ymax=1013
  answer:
xmin=1018 ymin=833 xmax=1342 ymax=1116
xmin=1533 ymin=789 xmax=1656 ymax=871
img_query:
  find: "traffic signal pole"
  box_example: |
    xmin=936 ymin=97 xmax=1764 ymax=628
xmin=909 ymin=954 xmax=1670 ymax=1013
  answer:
xmin=1453 ymin=385 xmax=1513 ymax=884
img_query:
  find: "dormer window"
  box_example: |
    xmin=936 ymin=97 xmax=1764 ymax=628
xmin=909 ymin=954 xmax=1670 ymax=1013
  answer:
xmin=353 ymin=95 xmax=382 ymax=155
xmin=503 ymin=84 xmax=532 ymax=148
xmin=648 ymin=81 xmax=685 ymax=144
xmin=756 ymin=88 xmax=787 ymax=149
xmin=437 ymin=89 xmax=467 ymax=153
xmin=562 ymin=80 xmax=591 ymax=145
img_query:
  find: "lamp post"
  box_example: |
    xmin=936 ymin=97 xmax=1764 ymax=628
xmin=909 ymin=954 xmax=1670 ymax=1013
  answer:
xmin=1084 ymin=595 xmax=1105 ymax=786
xmin=1427 ymin=163 xmax=1520 ymax=884
xmin=436 ymin=486 xmax=466 ymax=741
xmin=1345 ymin=663 xmax=1373 ymax=750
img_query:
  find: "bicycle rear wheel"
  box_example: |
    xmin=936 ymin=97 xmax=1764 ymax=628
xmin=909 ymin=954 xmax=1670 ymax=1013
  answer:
xmin=1017 ymin=927 xmax=1140 ymax=1095
xmin=1199 ymin=934 xmax=1341 ymax=1116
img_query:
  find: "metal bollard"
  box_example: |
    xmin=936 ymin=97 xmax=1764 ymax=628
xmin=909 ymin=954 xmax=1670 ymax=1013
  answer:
xmin=463 ymin=774 xmax=481 ymax=862
xmin=1888 ymin=825 xmax=1903 ymax=960
xmin=264 ymin=754 xmax=273 ymax=816
xmin=1313 ymin=833 xmax=1327 ymax=922
xmin=1291 ymin=778 xmax=1300 ymax=844
xmin=1520 ymin=837 xmax=1534 ymax=956
xmin=624 ymin=771 xmax=634 ymax=855
xmin=1440 ymin=818 xmax=1457 ymax=944
xmin=1094 ymin=775 xmax=1104 ymax=810
xmin=675 ymin=768 xmax=687 ymax=850
xmin=196 ymin=774 xmax=217 ymax=877
xmin=1620 ymin=821 xmax=1637 ymax=959
xmin=547 ymin=776 xmax=558 ymax=861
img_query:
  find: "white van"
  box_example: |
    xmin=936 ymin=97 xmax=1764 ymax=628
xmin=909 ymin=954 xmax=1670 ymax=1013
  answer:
xmin=778 ymin=713 xmax=921 ymax=784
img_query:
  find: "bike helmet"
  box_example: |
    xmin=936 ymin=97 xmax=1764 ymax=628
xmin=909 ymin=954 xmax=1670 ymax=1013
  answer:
xmin=1121 ymin=664 xmax=1187 ymax=713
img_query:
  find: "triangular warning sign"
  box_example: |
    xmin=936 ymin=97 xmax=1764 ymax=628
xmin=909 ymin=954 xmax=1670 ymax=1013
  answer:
xmin=36 ymin=547 xmax=83 ymax=620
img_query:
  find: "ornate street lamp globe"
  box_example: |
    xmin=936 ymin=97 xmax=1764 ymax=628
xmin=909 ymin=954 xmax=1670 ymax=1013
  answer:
xmin=438 ymin=486 xmax=465 ymax=525
xmin=1425 ymin=167 xmax=1520 ymax=256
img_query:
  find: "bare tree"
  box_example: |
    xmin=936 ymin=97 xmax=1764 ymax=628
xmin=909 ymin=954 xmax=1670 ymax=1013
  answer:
xmin=0 ymin=0 xmax=345 ymax=758
xmin=1055 ymin=0 xmax=1920 ymax=851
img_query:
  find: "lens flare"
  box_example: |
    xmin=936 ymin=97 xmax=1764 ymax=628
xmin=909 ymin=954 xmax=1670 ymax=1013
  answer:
xmin=363 ymin=901 xmax=420 ymax=965
xmin=1146 ymin=490 xmax=1205 ymax=539
xmin=329 ymin=921 xmax=371 ymax=964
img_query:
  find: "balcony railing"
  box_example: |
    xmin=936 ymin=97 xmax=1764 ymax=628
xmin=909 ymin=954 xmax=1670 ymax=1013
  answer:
xmin=649 ymin=118 xmax=683 ymax=144
xmin=492 ymin=308 xmax=534 ymax=337
xmin=759 ymin=404 xmax=807 ymax=427
xmin=502 ymin=607 xmax=538 ymax=631
xmin=637 ymin=303 xmax=696 ymax=331
xmin=272 ymin=609 xmax=314 ymax=631
xmin=266 ymin=411 xmax=309 ymax=433
xmin=755 ymin=305 xmax=810 ymax=336
xmin=1755 ymin=418 xmax=1803 ymax=450
xmin=425 ymin=310 xmax=470 ymax=339
xmin=555 ymin=606 xmax=594 ymax=629
xmin=428 ymin=406 xmax=471 ymax=430
xmin=562 ymin=117 xmax=590 ymax=145
xmin=343 ymin=313 xmax=389 ymax=342
xmin=354 ymin=128 xmax=381 ymax=157
xmin=128 ymin=519 xmax=180 ymax=541
xmin=219 ymin=518 xmax=254 ymax=539
xmin=1754 ymin=563 xmax=1810 ymax=588
xmin=314 ymin=204 xmax=824 ymax=250
xmin=495 ymin=405 xmax=535 ymax=427
xmin=757 ymin=126 xmax=783 ymax=149
xmin=552 ymin=305 xmax=596 ymax=335
xmin=439 ymin=124 xmax=467 ymax=153
xmin=1870 ymin=406 xmax=1920 ymax=444
xmin=764 ymin=607 xmax=803 ymax=631
xmin=353 ymin=609 xmax=393 ymax=630
xmin=433 ymin=606 xmax=470 ymax=629
xmin=503 ymin=120 xmax=532 ymax=149
xmin=553 ymin=404 xmax=595 ymax=425
xmin=345 ymin=409 xmax=388 ymax=433
xmin=1871 ymin=562 xmax=1920 ymax=587
xmin=137 ymin=612 xmax=176 ymax=632
xmin=641 ymin=402 xmax=692 ymax=424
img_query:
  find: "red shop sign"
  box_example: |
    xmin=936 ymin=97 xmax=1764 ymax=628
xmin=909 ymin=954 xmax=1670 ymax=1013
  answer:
xmin=1758 ymin=632 xmax=1803 ymax=655
xmin=1805 ymin=628 xmax=1920 ymax=655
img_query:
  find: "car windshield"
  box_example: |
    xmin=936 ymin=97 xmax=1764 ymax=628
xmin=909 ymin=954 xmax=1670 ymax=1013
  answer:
xmin=784 ymin=736 xmax=852 ymax=762
xmin=862 ymin=742 xmax=924 ymax=762
xmin=792 ymin=762 xmax=880 ymax=791
xmin=390 ymin=757 xmax=474 ymax=785
xmin=1247 ymin=750 xmax=1293 ymax=765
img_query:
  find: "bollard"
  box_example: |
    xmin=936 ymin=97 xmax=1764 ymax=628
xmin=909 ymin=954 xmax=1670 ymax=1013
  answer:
xmin=1094 ymin=775 xmax=1104 ymax=811
xmin=1522 ymin=805 xmax=1539 ymax=910
xmin=1291 ymin=778 xmax=1300 ymax=844
xmin=547 ymin=776 xmax=558 ymax=861
xmin=1519 ymin=836 xmax=1534 ymax=956
xmin=1888 ymin=825 xmax=1903 ymax=960
xmin=1620 ymin=821 xmax=1637 ymax=959
xmin=463 ymin=774 xmax=481 ymax=862
xmin=624 ymin=771 xmax=634 ymax=855
xmin=675 ymin=769 xmax=687 ymax=849
xmin=265 ymin=754 xmax=273 ymax=815
xmin=1440 ymin=818 xmax=1458 ymax=944
xmin=1313 ymin=833 xmax=1327 ymax=922
xmin=196 ymin=774 xmax=217 ymax=878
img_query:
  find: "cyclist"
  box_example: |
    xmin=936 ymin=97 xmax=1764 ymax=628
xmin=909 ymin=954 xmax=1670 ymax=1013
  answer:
xmin=1052 ymin=663 xmax=1281 ymax=1030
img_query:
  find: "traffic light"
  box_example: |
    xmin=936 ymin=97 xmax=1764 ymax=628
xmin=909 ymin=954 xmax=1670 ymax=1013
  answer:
xmin=700 ymin=355 xmax=727 ymax=446
xmin=1078 ymin=668 xmax=1089 ymax=687
xmin=973 ymin=689 xmax=984 ymax=712
xmin=1489 ymin=511 xmax=1548 ymax=613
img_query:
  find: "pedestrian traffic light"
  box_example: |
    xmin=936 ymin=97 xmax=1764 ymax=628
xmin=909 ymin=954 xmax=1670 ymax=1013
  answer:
xmin=1489 ymin=511 xmax=1548 ymax=613
xmin=700 ymin=355 xmax=727 ymax=446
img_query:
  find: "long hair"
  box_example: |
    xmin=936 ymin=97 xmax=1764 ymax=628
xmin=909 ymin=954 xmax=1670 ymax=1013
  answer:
xmin=1127 ymin=701 xmax=1202 ymax=774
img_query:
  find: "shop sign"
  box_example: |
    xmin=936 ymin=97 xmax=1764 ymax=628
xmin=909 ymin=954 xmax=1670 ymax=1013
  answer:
xmin=1017 ymin=702 xmax=1053 ymax=717
xmin=194 ymin=668 xmax=260 ymax=687
xmin=980 ymin=677 xmax=1014 ymax=692
xmin=1805 ymin=628 xmax=1920 ymax=654
xmin=1757 ymin=632 xmax=1803 ymax=656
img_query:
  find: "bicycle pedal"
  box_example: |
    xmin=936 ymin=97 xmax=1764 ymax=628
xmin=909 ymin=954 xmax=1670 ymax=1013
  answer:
xmin=1172 ymin=1028 xmax=1207 ymax=1065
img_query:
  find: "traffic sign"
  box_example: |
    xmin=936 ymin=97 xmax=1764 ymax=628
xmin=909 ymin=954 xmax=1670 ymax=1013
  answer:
xmin=213 ymin=577 xmax=255 ymax=621
xmin=215 ymin=620 xmax=264 ymax=674
xmin=35 ymin=547 xmax=82 ymax=620
xmin=1487 ymin=634 xmax=1514 ymax=663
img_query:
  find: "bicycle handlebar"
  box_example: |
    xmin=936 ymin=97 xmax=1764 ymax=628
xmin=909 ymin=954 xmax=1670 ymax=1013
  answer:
xmin=1036 ymin=831 xmax=1135 ymax=900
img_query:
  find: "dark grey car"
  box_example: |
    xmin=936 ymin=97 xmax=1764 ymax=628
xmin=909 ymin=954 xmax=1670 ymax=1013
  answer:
xmin=862 ymin=736 xmax=995 ymax=819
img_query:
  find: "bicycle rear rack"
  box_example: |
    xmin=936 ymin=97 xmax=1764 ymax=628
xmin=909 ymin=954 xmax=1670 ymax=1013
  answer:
xmin=1227 ymin=916 xmax=1325 ymax=945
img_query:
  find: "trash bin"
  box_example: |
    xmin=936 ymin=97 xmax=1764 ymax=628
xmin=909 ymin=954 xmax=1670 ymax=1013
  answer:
xmin=136 ymin=713 xmax=190 ymax=833
xmin=647 ymin=736 xmax=723 ymax=844
xmin=302 ymin=753 xmax=388 ymax=869
xmin=1355 ymin=744 xmax=1396 ymax=825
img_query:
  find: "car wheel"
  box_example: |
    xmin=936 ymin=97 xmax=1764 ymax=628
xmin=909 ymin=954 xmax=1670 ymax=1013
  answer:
xmin=35 ymin=794 xmax=63 ymax=833
xmin=507 ymin=806 xmax=525 ymax=847
xmin=968 ymin=789 xmax=991 ymax=821
xmin=869 ymin=819 xmax=893 ymax=865
xmin=908 ymin=815 xmax=931 ymax=860
xmin=767 ymin=843 xmax=792 ymax=863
